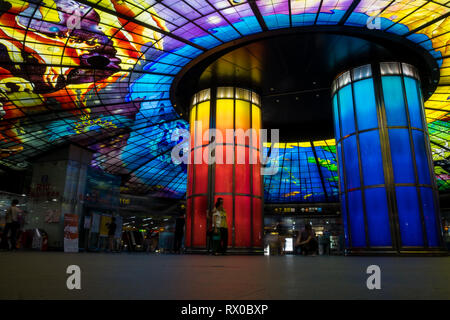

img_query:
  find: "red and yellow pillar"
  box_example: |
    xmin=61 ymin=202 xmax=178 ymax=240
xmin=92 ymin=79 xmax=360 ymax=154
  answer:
xmin=185 ymin=87 xmax=263 ymax=253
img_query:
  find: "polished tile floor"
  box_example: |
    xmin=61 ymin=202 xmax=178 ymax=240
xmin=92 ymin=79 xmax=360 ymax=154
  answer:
xmin=1 ymin=252 xmax=449 ymax=299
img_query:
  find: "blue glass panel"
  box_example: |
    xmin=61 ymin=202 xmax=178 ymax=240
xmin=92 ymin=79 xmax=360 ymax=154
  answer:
xmin=412 ymin=130 xmax=431 ymax=185
xmin=359 ymin=130 xmax=385 ymax=186
xmin=404 ymin=77 xmax=423 ymax=129
xmin=343 ymin=135 xmax=360 ymax=190
xmin=365 ymin=188 xmax=392 ymax=246
xmin=338 ymin=85 xmax=355 ymax=137
xmin=332 ymin=94 xmax=340 ymax=141
xmin=316 ymin=11 xmax=345 ymax=25
xmin=388 ymin=129 xmax=415 ymax=184
xmin=395 ymin=187 xmax=424 ymax=246
xmin=348 ymin=190 xmax=366 ymax=247
xmin=420 ymin=187 xmax=439 ymax=247
xmin=382 ymin=76 xmax=407 ymax=126
xmin=337 ymin=142 xmax=344 ymax=192
xmin=341 ymin=193 xmax=349 ymax=248
xmin=353 ymin=78 xmax=378 ymax=131
xmin=263 ymin=14 xmax=290 ymax=30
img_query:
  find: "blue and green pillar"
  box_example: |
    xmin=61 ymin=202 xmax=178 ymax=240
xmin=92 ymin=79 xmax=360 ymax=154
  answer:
xmin=332 ymin=62 xmax=445 ymax=254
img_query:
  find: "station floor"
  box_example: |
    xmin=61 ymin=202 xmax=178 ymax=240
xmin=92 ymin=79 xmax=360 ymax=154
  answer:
xmin=0 ymin=251 xmax=449 ymax=300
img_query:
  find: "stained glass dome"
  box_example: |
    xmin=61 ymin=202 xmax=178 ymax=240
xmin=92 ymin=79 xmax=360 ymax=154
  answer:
xmin=0 ymin=0 xmax=448 ymax=200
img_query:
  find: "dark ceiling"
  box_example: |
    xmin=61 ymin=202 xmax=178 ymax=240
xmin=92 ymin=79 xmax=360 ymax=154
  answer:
xmin=174 ymin=30 xmax=437 ymax=141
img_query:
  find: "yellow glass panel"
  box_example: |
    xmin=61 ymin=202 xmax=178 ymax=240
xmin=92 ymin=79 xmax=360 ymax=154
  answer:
xmin=251 ymin=104 xmax=261 ymax=149
xmin=235 ymin=100 xmax=250 ymax=130
xmin=298 ymin=142 xmax=312 ymax=147
xmin=196 ymin=101 xmax=210 ymax=147
xmin=252 ymin=104 xmax=261 ymax=130
xmin=189 ymin=106 xmax=196 ymax=150
xmin=189 ymin=106 xmax=196 ymax=128
xmin=216 ymin=99 xmax=234 ymax=144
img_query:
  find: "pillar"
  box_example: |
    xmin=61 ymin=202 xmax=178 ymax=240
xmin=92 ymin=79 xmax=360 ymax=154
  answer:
xmin=332 ymin=62 xmax=445 ymax=254
xmin=27 ymin=144 xmax=92 ymax=249
xmin=186 ymin=87 xmax=263 ymax=253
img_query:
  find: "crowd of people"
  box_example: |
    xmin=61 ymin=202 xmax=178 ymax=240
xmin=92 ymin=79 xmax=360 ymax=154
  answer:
xmin=1 ymin=197 xmax=332 ymax=256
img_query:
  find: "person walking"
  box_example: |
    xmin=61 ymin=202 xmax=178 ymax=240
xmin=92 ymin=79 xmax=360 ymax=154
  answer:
xmin=211 ymin=198 xmax=228 ymax=255
xmin=2 ymin=199 xmax=21 ymax=251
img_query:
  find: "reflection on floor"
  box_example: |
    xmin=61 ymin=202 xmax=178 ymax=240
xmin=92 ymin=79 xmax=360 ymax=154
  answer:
xmin=0 ymin=252 xmax=449 ymax=299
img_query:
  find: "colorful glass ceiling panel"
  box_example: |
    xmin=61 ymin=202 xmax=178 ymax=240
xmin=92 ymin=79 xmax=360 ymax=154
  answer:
xmin=263 ymin=140 xmax=339 ymax=203
xmin=0 ymin=0 xmax=448 ymax=200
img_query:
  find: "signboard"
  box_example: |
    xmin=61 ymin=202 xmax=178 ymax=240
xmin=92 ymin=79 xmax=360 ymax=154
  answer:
xmin=63 ymin=213 xmax=78 ymax=253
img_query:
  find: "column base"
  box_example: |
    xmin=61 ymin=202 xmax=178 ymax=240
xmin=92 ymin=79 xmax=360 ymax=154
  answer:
xmin=185 ymin=247 xmax=264 ymax=255
xmin=345 ymin=248 xmax=449 ymax=256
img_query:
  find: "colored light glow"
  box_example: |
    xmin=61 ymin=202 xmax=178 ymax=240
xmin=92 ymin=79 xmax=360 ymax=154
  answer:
xmin=187 ymin=88 xmax=262 ymax=248
xmin=0 ymin=0 xmax=447 ymax=198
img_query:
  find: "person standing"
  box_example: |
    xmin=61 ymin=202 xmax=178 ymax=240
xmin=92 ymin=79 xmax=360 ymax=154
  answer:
xmin=295 ymin=223 xmax=318 ymax=256
xmin=2 ymin=199 xmax=21 ymax=251
xmin=212 ymin=198 xmax=228 ymax=255
xmin=107 ymin=217 xmax=117 ymax=252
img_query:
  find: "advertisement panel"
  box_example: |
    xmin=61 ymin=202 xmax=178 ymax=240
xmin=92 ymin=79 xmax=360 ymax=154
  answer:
xmin=63 ymin=213 xmax=78 ymax=253
xmin=99 ymin=215 xmax=112 ymax=237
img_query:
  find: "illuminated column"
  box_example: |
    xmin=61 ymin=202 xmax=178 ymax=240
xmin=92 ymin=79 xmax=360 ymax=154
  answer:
xmin=186 ymin=87 xmax=263 ymax=253
xmin=332 ymin=62 xmax=445 ymax=254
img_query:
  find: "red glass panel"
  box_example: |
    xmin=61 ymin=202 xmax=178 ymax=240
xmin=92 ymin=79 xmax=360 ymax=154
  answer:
xmin=185 ymin=198 xmax=192 ymax=247
xmin=252 ymin=198 xmax=263 ymax=247
xmin=251 ymin=148 xmax=261 ymax=196
xmin=215 ymin=163 xmax=233 ymax=194
xmin=234 ymin=196 xmax=251 ymax=247
xmin=194 ymin=149 xmax=208 ymax=194
xmin=192 ymin=196 xmax=207 ymax=247
xmin=187 ymin=150 xmax=194 ymax=195
xmin=235 ymin=146 xmax=250 ymax=194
